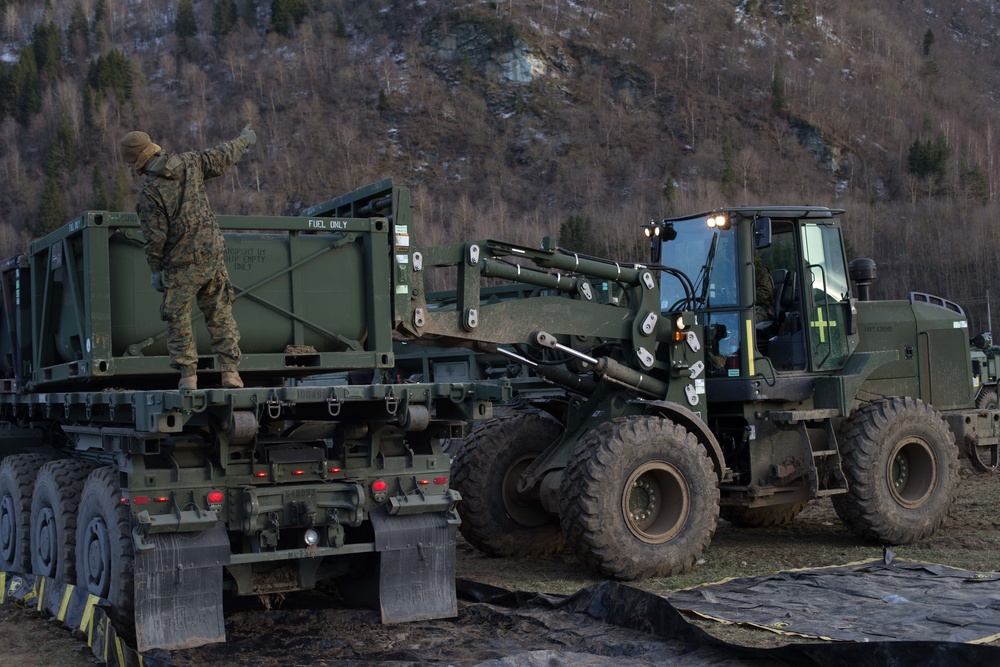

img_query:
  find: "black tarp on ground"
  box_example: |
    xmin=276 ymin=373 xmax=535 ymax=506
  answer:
xmin=5 ymin=568 xmax=1000 ymax=666
xmin=663 ymin=557 xmax=1000 ymax=644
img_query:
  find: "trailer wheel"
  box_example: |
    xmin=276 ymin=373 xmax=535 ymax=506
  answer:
xmin=451 ymin=411 xmax=565 ymax=557
xmin=0 ymin=454 xmax=50 ymax=573
xmin=76 ymin=467 xmax=134 ymax=627
xmin=976 ymin=389 xmax=998 ymax=410
xmin=833 ymin=397 xmax=958 ymax=543
xmin=559 ymin=415 xmax=718 ymax=580
xmin=30 ymin=460 xmax=96 ymax=582
xmin=720 ymin=502 xmax=806 ymax=528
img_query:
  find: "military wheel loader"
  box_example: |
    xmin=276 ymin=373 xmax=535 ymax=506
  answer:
xmin=308 ymin=182 xmax=1000 ymax=581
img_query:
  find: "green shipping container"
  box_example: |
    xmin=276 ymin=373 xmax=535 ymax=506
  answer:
xmin=7 ymin=211 xmax=398 ymax=389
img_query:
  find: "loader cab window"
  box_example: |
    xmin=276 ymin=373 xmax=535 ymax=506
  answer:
xmin=657 ymin=217 xmax=741 ymax=378
xmin=755 ymin=221 xmax=851 ymax=372
xmin=755 ymin=224 xmax=806 ymax=371
xmin=658 ymin=221 xmax=738 ymax=312
xmin=801 ymin=223 xmax=850 ymax=369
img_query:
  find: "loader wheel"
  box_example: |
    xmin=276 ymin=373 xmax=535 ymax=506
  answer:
xmin=0 ymin=454 xmax=50 ymax=573
xmin=76 ymin=467 xmax=134 ymax=627
xmin=720 ymin=502 xmax=806 ymax=528
xmin=30 ymin=460 xmax=97 ymax=583
xmin=833 ymin=397 xmax=958 ymax=544
xmin=451 ymin=411 xmax=565 ymax=557
xmin=559 ymin=415 xmax=718 ymax=580
xmin=976 ymin=389 xmax=998 ymax=410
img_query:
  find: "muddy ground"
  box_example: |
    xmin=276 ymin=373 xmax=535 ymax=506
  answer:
xmin=2 ymin=463 xmax=998 ymax=665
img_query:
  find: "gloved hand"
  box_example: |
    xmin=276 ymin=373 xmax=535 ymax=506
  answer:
xmin=241 ymin=123 xmax=257 ymax=146
xmin=151 ymin=272 xmax=164 ymax=293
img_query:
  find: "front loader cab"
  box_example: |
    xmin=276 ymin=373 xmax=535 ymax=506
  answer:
xmin=647 ymin=206 xmax=854 ymax=395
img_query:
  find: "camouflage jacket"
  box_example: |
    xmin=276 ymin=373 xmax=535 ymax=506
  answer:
xmin=135 ymin=135 xmax=252 ymax=272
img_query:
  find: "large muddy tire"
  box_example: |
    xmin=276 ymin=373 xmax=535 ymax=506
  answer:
xmin=0 ymin=454 xmax=50 ymax=573
xmin=559 ymin=415 xmax=719 ymax=580
xmin=720 ymin=502 xmax=806 ymax=528
xmin=832 ymin=397 xmax=959 ymax=544
xmin=451 ymin=411 xmax=565 ymax=557
xmin=76 ymin=467 xmax=134 ymax=626
xmin=30 ymin=460 xmax=96 ymax=583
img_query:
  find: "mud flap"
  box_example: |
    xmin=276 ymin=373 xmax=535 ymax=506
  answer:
xmin=133 ymin=523 xmax=231 ymax=653
xmin=370 ymin=506 xmax=457 ymax=623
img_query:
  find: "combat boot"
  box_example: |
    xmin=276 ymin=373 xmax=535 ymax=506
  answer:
xmin=222 ymin=370 xmax=244 ymax=388
xmin=179 ymin=374 xmax=198 ymax=390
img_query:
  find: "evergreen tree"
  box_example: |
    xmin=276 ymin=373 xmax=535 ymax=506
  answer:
xmin=923 ymin=28 xmax=935 ymax=56
xmin=960 ymin=163 xmax=990 ymax=205
xmin=86 ymin=49 xmax=134 ymax=102
xmin=176 ymin=0 xmax=198 ymax=39
xmin=559 ymin=215 xmax=597 ymax=256
xmin=68 ymin=2 xmax=89 ymax=40
xmin=213 ymin=0 xmax=239 ymax=37
xmin=47 ymin=113 xmax=78 ymax=175
xmin=662 ymin=177 xmax=675 ymax=216
xmin=92 ymin=0 xmax=110 ymax=50
xmin=38 ymin=178 xmax=68 ymax=234
xmin=720 ymin=135 xmax=735 ymax=190
xmin=271 ymin=0 xmax=307 ymax=36
xmin=908 ymin=132 xmax=949 ymax=181
xmin=771 ymin=59 xmax=785 ymax=114
xmin=67 ymin=2 xmax=90 ymax=59
xmin=112 ymin=168 xmax=129 ymax=211
xmin=92 ymin=164 xmax=111 ymax=210
xmin=0 ymin=68 xmax=8 ymax=121
xmin=8 ymin=47 xmax=42 ymax=126
xmin=242 ymin=0 xmax=259 ymax=28
xmin=31 ymin=21 xmax=63 ymax=79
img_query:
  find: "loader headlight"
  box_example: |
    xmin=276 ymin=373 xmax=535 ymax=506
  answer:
xmin=706 ymin=214 xmax=730 ymax=229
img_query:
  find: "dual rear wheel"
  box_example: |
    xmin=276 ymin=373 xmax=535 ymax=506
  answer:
xmin=0 ymin=456 xmax=133 ymax=624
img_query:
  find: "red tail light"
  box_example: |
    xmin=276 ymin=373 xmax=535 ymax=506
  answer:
xmin=372 ymin=480 xmax=388 ymax=493
xmin=206 ymin=490 xmax=225 ymax=504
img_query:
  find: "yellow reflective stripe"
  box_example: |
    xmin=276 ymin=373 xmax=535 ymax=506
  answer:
xmin=36 ymin=576 xmax=45 ymax=612
xmin=80 ymin=594 xmax=100 ymax=634
xmin=115 ymin=634 xmax=126 ymax=666
xmin=0 ymin=572 xmax=6 ymax=604
xmin=102 ymin=617 xmax=110 ymax=661
xmin=745 ymin=319 xmax=755 ymax=376
xmin=57 ymin=584 xmax=73 ymax=622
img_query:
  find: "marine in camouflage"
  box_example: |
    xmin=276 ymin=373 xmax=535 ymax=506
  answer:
xmin=132 ymin=131 xmax=254 ymax=377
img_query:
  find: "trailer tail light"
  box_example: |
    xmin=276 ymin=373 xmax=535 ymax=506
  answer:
xmin=254 ymin=471 xmax=268 ymax=478
xmin=371 ymin=479 xmax=389 ymax=502
xmin=292 ymin=469 xmax=305 ymax=476
xmin=417 ymin=479 xmax=429 ymax=485
xmin=206 ymin=490 xmax=225 ymax=509
xmin=132 ymin=495 xmax=149 ymax=505
xmin=328 ymin=467 xmax=342 ymax=473
xmin=154 ymin=496 xmax=169 ymax=503
xmin=433 ymin=477 xmax=448 ymax=485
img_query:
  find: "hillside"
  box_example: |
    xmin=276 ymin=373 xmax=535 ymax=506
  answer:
xmin=2 ymin=0 xmax=1000 ymax=328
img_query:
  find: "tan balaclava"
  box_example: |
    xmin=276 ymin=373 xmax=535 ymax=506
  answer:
xmin=120 ymin=131 xmax=162 ymax=173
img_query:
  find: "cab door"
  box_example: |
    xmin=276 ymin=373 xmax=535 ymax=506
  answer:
xmin=800 ymin=223 xmax=852 ymax=371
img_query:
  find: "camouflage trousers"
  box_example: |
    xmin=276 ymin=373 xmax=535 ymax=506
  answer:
xmin=160 ymin=262 xmax=241 ymax=375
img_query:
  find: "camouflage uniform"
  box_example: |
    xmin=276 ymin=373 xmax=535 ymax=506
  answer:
xmin=134 ymin=135 xmax=253 ymax=378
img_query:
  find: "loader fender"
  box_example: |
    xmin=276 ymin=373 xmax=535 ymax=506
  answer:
xmin=632 ymin=399 xmax=726 ymax=480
